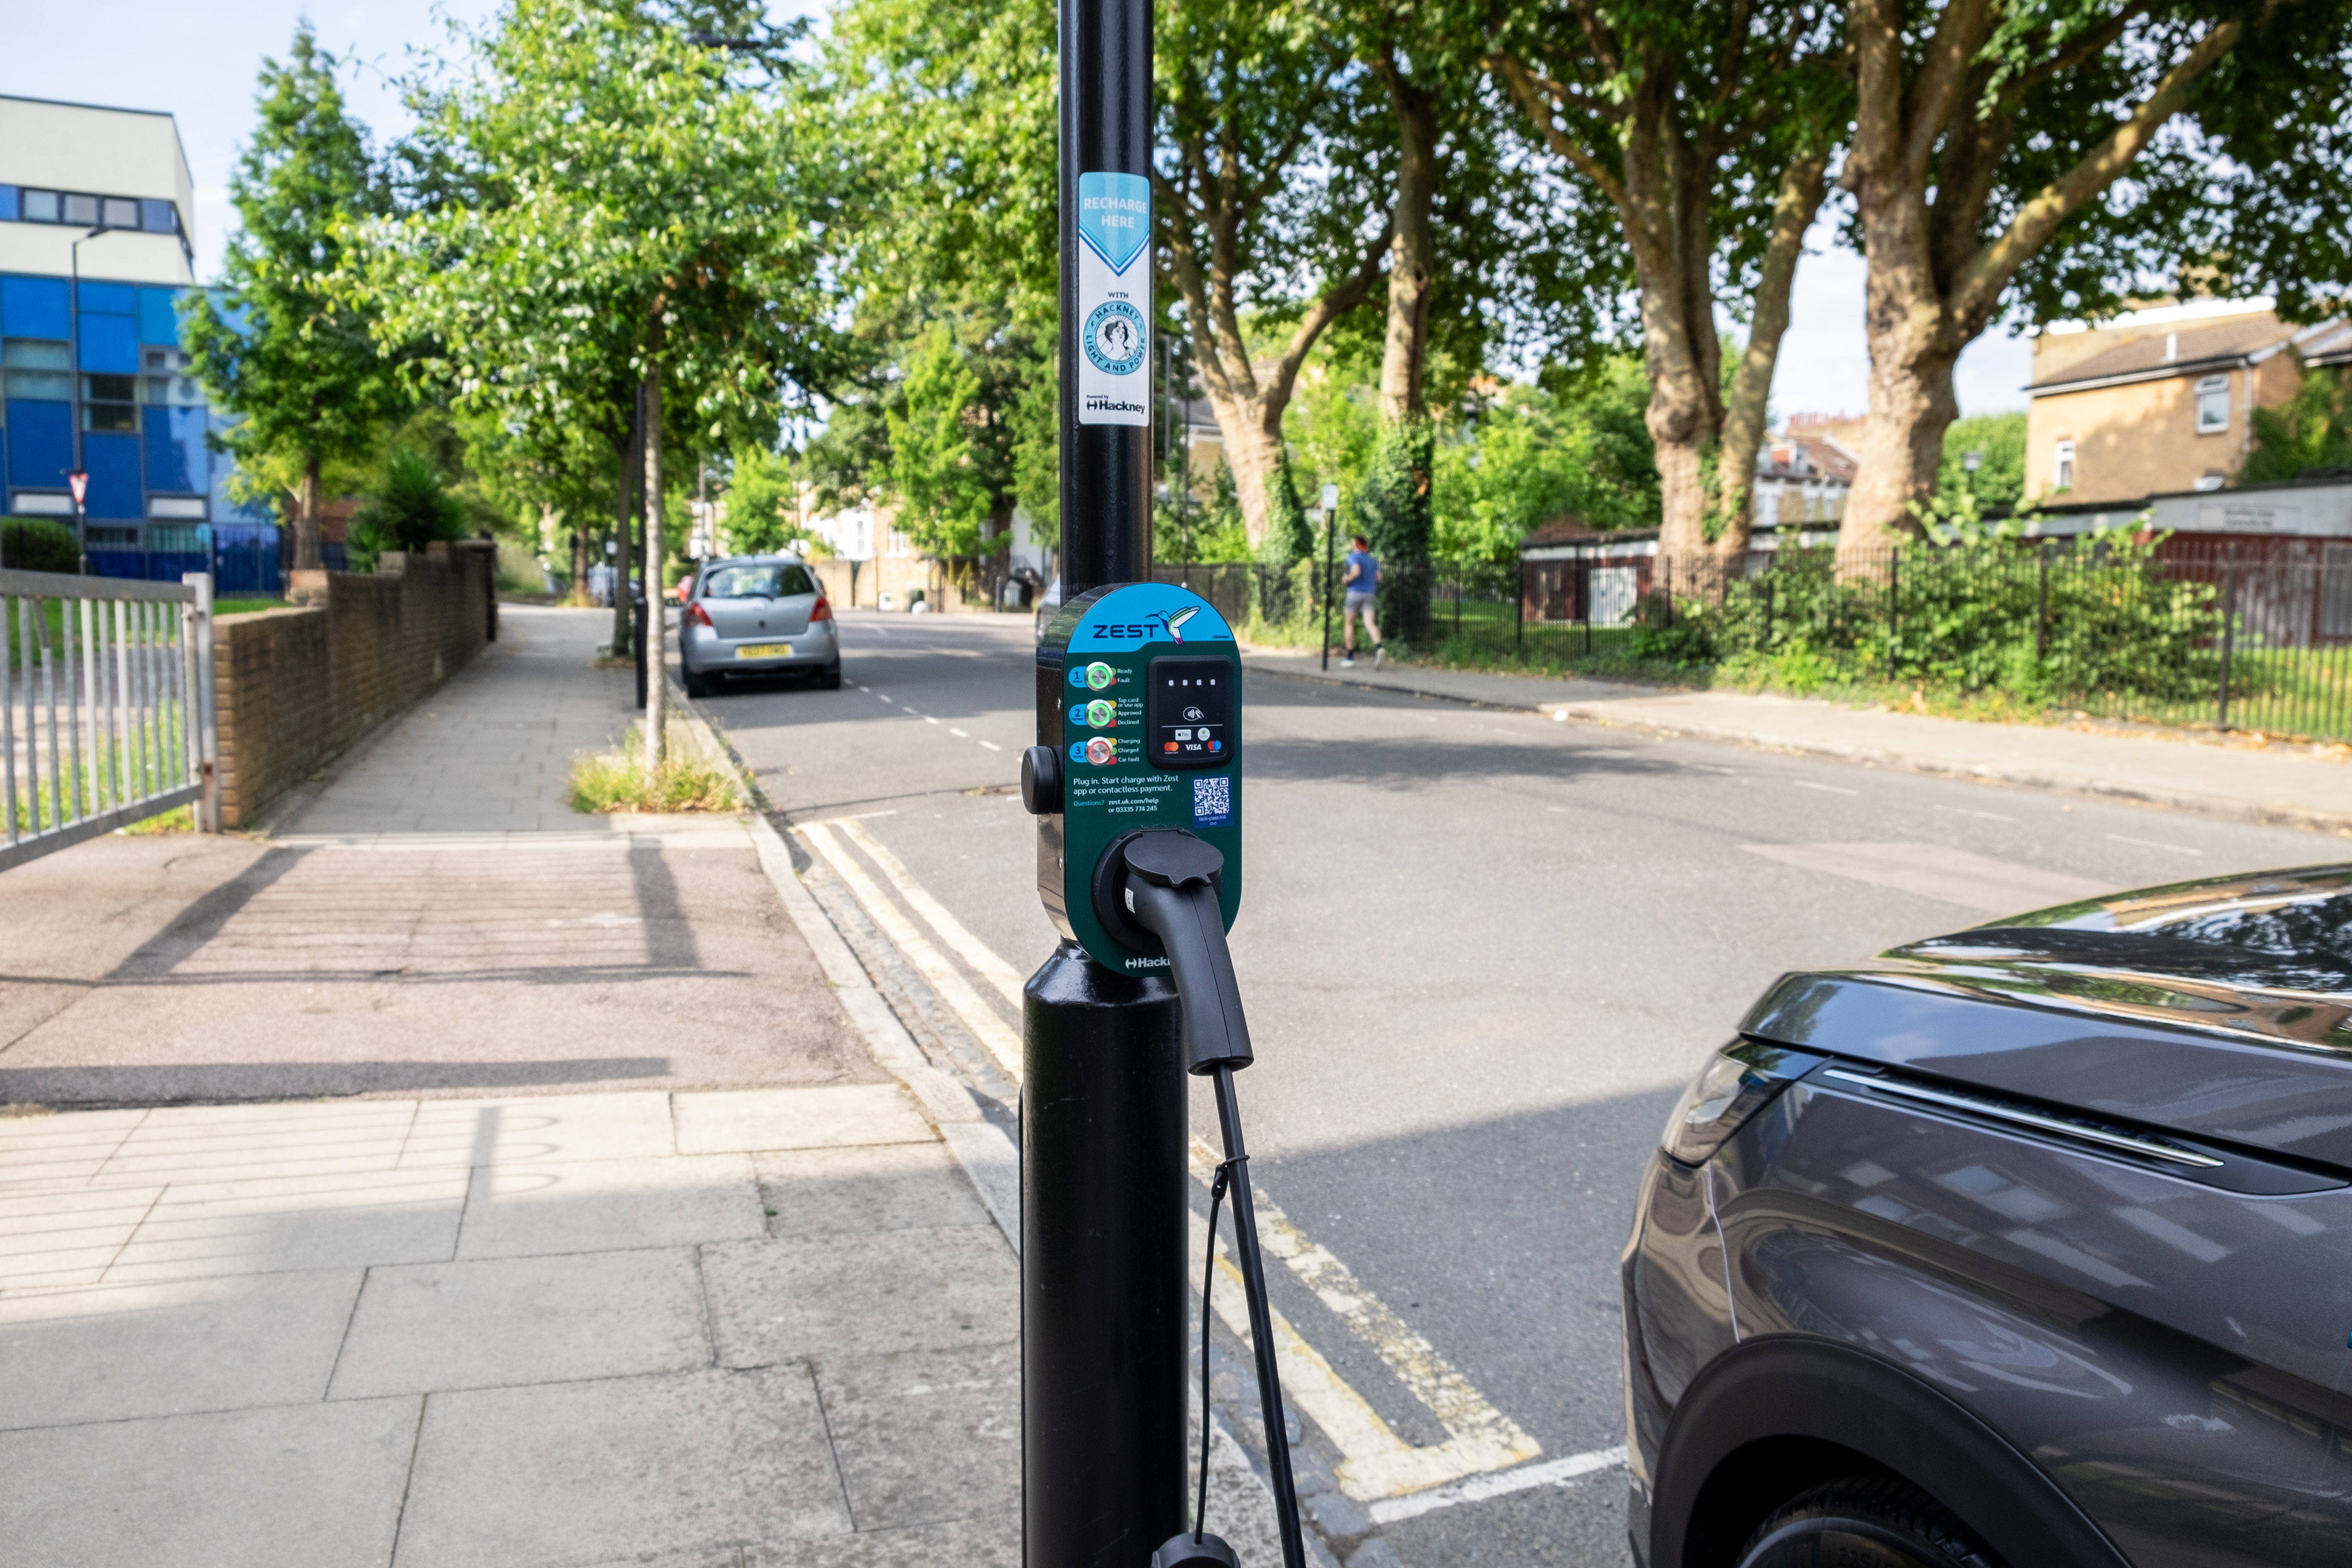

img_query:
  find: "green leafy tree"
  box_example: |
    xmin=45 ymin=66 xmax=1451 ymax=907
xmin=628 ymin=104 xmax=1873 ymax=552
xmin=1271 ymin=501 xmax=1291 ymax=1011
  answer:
xmin=812 ymin=0 xmax=1061 ymax=557
xmin=359 ymin=0 xmax=833 ymax=778
xmin=884 ymin=328 xmax=996 ymax=556
xmin=1432 ymin=364 xmax=1661 ymax=561
xmin=1935 ymin=413 xmax=2028 ymax=512
xmin=1833 ymin=0 xmax=2352 ymax=566
xmin=721 ymin=447 xmax=802 ymax=557
xmin=1156 ymin=0 xmax=1391 ymax=559
xmin=183 ymin=24 xmax=408 ymax=573
xmin=1493 ymin=0 xmax=1846 ymax=574
xmin=2245 ymin=369 xmax=2352 ymax=486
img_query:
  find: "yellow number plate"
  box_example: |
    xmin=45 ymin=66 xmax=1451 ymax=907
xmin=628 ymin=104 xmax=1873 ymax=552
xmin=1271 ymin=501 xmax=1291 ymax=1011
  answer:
xmin=735 ymin=643 xmax=793 ymax=659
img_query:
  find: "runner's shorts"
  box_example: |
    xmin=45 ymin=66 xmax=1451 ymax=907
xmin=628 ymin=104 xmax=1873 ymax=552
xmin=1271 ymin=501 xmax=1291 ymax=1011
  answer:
xmin=1345 ymin=591 xmax=1375 ymax=612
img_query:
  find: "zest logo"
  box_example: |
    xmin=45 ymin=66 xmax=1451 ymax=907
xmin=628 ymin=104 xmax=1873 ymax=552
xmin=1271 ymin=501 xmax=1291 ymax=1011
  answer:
xmin=1084 ymin=607 xmax=1203 ymax=643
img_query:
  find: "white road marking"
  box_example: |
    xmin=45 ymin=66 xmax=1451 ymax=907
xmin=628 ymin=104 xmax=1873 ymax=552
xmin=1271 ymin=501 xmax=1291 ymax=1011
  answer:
xmin=949 ymin=728 xmax=969 ymax=738
xmin=1368 ymin=1446 xmax=1628 ymax=1524
xmin=789 ymin=808 xmax=900 ymax=828
xmin=810 ymin=822 xmax=1536 ymax=1506
xmin=1688 ymin=764 xmax=1737 ymax=775
xmin=979 ymin=740 xmax=1003 ymax=752
xmin=925 ymin=716 xmax=940 ymax=726
xmin=1741 ymin=842 xmax=2106 ymax=913
xmin=1791 ymin=779 xmax=1859 ymax=796
xmin=1939 ymin=805 xmax=2017 ymax=822
xmin=2108 ymin=833 xmax=2204 ymax=856
xmin=795 ymin=821 xmax=1025 ymax=1077
xmin=1190 ymin=1139 xmax=1541 ymax=1499
xmin=834 ymin=817 xmax=1028 ymax=1011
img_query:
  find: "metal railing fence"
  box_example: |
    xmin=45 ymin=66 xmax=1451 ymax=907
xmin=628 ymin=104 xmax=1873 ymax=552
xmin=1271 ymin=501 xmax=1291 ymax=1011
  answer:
xmin=1498 ymin=539 xmax=2352 ymax=743
xmin=0 ymin=569 xmax=218 ymax=871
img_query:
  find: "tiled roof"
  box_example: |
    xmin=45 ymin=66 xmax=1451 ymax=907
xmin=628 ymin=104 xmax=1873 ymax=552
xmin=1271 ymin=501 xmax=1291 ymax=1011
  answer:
xmin=2028 ymin=316 xmax=2298 ymax=392
xmin=1759 ymin=435 xmax=1858 ymax=484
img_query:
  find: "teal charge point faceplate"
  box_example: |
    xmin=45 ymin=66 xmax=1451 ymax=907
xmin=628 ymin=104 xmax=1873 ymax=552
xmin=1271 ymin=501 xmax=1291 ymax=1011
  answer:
xmin=1034 ymin=582 xmax=1243 ymax=970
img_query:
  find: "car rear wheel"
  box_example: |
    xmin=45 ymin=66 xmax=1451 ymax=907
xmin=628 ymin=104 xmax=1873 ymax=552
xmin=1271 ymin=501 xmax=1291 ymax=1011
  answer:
xmin=816 ymin=660 xmax=842 ymax=690
xmin=681 ymin=663 xmax=712 ymax=699
xmin=1735 ymin=1474 xmax=2000 ymax=1568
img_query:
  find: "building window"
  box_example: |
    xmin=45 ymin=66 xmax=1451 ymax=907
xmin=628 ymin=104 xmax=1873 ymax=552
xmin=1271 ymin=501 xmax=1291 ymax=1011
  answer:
xmin=0 ymin=187 xmax=16 ymax=222
xmin=141 ymin=348 xmax=205 ymax=406
xmin=81 ymin=374 xmax=140 ymax=433
xmin=100 ymin=197 xmax=139 ymax=231
xmin=62 ymin=194 xmax=98 ymax=227
xmin=85 ymin=527 xmax=139 ymax=548
xmin=21 ymin=189 xmax=59 ymax=223
xmin=139 ymin=199 xmax=176 ymax=234
xmin=2196 ymin=375 xmax=2230 ymax=433
xmin=2 ymin=340 xmax=72 ymax=401
xmin=2053 ymin=440 xmax=2075 ymax=491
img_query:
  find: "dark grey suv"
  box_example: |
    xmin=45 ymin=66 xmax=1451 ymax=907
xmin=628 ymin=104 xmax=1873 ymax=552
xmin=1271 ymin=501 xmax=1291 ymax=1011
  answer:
xmin=1628 ymin=866 xmax=2352 ymax=1568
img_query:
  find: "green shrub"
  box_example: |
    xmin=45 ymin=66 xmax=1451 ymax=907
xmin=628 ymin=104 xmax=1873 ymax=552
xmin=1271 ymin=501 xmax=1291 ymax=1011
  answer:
xmin=350 ymin=445 xmax=469 ymax=571
xmin=1700 ymin=527 xmax=2220 ymax=704
xmin=1 ymin=519 xmax=82 ymax=574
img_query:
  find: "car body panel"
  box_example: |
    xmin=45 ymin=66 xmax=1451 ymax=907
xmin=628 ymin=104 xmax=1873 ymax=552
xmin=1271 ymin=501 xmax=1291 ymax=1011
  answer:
xmin=1630 ymin=864 xmax=2352 ymax=1568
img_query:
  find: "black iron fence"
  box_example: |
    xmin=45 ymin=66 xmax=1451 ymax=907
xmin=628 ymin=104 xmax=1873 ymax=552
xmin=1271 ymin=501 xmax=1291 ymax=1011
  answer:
xmin=1151 ymin=539 xmax=2352 ymax=742
xmin=1500 ymin=538 xmax=2352 ymax=742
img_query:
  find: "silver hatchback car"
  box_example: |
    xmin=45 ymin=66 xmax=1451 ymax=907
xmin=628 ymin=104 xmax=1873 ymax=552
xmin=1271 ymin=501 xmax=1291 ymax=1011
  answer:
xmin=679 ymin=556 xmax=840 ymax=696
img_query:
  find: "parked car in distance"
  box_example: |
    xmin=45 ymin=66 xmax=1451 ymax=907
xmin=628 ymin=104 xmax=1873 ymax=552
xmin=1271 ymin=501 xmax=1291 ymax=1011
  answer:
xmin=680 ymin=556 xmax=839 ymax=696
xmin=1628 ymin=865 xmax=2352 ymax=1568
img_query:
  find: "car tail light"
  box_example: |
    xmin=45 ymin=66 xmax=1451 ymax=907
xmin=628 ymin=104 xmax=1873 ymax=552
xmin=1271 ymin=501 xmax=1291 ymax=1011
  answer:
xmin=686 ymin=601 xmax=712 ymax=628
xmin=1662 ymin=1040 xmax=1822 ymax=1165
xmin=810 ymin=596 xmax=833 ymax=622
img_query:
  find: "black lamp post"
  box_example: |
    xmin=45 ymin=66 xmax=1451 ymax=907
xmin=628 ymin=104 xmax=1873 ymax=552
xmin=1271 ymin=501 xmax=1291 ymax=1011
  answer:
xmin=66 ymin=223 xmax=119 ymax=576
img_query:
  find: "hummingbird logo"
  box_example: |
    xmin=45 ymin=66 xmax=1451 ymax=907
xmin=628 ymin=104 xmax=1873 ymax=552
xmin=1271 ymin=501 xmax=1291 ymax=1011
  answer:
xmin=1165 ymin=607 xmax=1199 ymax=643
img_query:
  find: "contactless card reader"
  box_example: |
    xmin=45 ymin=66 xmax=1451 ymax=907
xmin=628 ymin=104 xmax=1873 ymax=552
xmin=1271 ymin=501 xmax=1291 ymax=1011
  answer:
xmin=1022 ymin=583 xmax=1242 ymax=971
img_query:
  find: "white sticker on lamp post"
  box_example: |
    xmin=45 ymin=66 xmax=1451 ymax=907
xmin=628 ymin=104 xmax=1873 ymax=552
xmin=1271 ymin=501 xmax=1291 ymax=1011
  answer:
xmin=1076 ymin=172 xmax=1150 ymax=427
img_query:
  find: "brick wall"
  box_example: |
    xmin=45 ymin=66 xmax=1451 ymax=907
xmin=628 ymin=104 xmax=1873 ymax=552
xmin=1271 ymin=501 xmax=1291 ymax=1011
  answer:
xmin=213 ymin=541 xmax=496 ymax=827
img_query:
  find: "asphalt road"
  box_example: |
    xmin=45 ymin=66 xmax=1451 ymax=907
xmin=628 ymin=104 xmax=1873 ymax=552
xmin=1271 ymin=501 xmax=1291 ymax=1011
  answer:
xmin=701 ymin=608 xmax=2329 ymax=1568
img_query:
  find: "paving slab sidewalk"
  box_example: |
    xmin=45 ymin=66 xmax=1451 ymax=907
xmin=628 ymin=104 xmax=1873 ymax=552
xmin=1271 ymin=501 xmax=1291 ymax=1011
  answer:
xmin=1243 ymin=647 xmax=2352 ymax=834
xmin=0 ymin=606 xmax=1036 ymax=1568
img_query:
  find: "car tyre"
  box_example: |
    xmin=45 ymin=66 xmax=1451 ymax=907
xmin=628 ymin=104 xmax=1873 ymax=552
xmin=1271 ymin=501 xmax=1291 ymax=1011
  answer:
xmin=681 ymin=663 xmax=712 ymax=699
xmin=1735 ymin=1474 xmax=1999 ymax=1568
xmin=816 ymin=660 xmax=842 ymax=691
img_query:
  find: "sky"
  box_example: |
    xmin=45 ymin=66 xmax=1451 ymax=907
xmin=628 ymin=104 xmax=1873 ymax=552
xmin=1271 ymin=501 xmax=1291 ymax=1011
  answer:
xmin=1 ymin=3 xmax=2033 ymax=422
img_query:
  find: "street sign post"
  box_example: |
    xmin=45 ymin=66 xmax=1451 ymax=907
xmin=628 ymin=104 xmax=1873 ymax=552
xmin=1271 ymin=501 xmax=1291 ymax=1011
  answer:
xmin=68 ymin=470 xmax=90 ymax=576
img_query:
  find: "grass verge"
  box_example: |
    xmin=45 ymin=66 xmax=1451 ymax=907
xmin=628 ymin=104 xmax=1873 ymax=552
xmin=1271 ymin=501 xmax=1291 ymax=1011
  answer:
xmin=569 ymin=725 xmax=742 ymax=814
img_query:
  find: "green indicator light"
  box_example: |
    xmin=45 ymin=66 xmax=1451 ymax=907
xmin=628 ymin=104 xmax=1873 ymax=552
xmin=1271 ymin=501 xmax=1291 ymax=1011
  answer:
xmin=1085 ymin=662 xmax=1116 ymax=690
xmin=1086 ymin=698 xmax=1116 ymax=728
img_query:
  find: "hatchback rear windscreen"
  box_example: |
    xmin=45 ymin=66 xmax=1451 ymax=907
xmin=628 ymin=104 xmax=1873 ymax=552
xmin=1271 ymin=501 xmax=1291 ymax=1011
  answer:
xmin=703 ymin=565 xmax=814 ymax=599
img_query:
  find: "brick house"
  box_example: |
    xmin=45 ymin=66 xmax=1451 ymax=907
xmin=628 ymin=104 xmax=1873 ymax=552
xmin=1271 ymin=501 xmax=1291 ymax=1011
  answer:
xmin=2023 ymin=301 xmax=2352 ymax=505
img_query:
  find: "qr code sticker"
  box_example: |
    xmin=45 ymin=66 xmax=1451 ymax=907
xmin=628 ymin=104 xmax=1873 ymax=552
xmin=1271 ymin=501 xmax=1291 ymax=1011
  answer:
xmin=1192 ymin=773 xmax=1233 ymax=828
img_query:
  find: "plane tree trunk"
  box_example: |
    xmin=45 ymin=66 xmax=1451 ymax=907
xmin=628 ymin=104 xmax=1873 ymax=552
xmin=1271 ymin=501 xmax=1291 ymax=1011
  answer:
xmin=1835 ymin=0 xmax=2243 ymax=569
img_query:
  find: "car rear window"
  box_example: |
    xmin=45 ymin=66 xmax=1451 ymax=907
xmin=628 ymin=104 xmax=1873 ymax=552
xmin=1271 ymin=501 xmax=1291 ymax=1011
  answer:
xmin=702 ymin=564 xmax=815 ymax=599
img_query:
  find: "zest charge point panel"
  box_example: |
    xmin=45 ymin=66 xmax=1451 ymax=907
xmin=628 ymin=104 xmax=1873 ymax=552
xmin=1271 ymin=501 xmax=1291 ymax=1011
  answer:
xmin=1035 ymin=582 xmax=1242 ymax=970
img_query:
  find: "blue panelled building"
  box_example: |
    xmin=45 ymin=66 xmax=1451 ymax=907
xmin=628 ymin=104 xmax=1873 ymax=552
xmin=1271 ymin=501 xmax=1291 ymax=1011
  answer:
xmin=0 ymin=94 xmax=282 ymax=595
